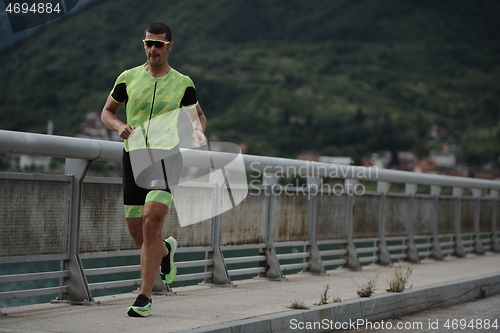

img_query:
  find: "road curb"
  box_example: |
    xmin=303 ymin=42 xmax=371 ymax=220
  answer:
xmin=176 ymin=272 xmax=500 ymax=333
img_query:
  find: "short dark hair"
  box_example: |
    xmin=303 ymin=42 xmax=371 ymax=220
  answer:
xmin=144 ymin=23 xmax=172 ymax=41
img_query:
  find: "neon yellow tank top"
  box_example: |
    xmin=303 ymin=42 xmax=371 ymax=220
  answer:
xmin=110 ymin=66 xmax=196 ymax=152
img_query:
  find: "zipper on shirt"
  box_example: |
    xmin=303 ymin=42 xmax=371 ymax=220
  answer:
xmin=145 ymin=79 xmax=158 ymax=148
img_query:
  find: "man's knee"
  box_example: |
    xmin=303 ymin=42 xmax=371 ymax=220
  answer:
xmin=143 ymin=212 xmax=164 ymax=228
xmin=144 ymin=200 xmax=169 ymax=219
xmin=142 ymin=203 xmax=168 ymax=236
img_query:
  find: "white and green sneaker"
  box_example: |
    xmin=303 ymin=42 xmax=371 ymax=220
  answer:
xmin=160 ymin=236 xmax=177 ymax=284
xmin=127 ymin=294 xmax=152 ymax=317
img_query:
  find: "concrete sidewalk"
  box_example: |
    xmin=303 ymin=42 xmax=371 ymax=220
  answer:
xmin=1 ymin=253 xmax=499 ymax=333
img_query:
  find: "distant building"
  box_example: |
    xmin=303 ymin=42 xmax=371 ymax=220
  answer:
xmin=428 ymin=124 xmax=448 ymax=139
xmin=297 ymin=150 xmax=352 ymax=165
xmin=430 ymin=151 xmax=456 ymax=168
xmin=297 ymin=150 xmax=320 ymax=162
xmin=319 ymin=156 xmax=352 ymax=165
xmin=76 ymin=110 xmax=111 ymax=141
xmin=17 ymin=119 xmax=53 ymax=172
xmin=18 ymin=155 xmax=51 ymax=172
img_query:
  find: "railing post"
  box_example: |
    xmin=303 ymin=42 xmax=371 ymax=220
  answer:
xmin=262 ymin=172 xmax=284 ymax=280
xmin=452 ymin=187 xmax=466 ymax=258
xmin=430 ymin=185 xmax=444 ymax=260
xmin=344 ymin=179 xmax=361 ymax=271
xmin=305 ymin=176 xmax=325 ymax=274
xmin=55 ymin=158 xmax=96 ymax=304
xmin=405 ymin=184 xmax=420 ymax=263
xmin=491 ymin=189 xmax=500 ymax=253
xmin=377 ymin=181 xmax=392 ymax=266
xmin=472 ymin=188 xmax=485 ymax=255
xmin=206 ymin=170 xmax=231 ymax=285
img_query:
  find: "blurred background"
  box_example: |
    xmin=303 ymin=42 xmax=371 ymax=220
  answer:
xmin=0 ymin=0 xmax=499 ymax=179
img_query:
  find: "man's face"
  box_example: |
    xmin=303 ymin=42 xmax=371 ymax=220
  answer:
xmin=144 ymin=32 xmax=173 ymax=68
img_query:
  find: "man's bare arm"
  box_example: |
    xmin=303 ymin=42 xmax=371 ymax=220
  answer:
xmin=101 ymin=96 xmax=136 ymax=139
xmin=184 ymin=103 xmax=207 ymax=146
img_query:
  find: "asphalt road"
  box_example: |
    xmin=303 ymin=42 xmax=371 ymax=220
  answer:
xmin=342 ymin=293 xmax=500 ymax=333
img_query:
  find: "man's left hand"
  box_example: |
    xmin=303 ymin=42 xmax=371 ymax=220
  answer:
xmin=193 ymin=128 xmax=207 ymax=146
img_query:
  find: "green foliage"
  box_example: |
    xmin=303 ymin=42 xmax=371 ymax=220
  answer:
xmin=0 ymin=0 xmax=499 ymax=162
xmin=387 ymin=263 xmax=413 ymax=293
xmin=314 ymin=284 xmax=341 ymax=305
xmin=288 ymin=300 xmax=309 ymax=310
xmin=478 ymin=288 xmax=487 ymax=299
xmin=353 ymin=274 xmax=378 ymax=298
xmin=315 ymin=284 xmax=330 ymax=305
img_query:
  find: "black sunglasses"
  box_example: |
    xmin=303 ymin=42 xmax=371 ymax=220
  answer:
xmin=142 ymin=39 xmax=171 ymax=48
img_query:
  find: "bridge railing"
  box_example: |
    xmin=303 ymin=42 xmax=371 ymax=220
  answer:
xmin=0 ymin=129 xmax=499 ymax=308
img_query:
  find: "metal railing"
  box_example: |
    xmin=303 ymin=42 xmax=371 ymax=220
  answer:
xmin=0 ymin=129 xmax=499 ymax=308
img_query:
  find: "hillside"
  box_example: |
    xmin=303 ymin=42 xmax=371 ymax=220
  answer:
xmin=0 ymin=0 xmax=499 ymax=168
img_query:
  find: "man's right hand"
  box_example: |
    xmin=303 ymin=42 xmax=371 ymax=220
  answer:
xmin=118 ymin=124 xmax=136 ymax=139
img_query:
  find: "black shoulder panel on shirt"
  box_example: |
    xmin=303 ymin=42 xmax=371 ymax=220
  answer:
xmin=181 ymin=86 xmax=197 ymax=107
xmin=111 ymin=82 xmax=128 ymax=103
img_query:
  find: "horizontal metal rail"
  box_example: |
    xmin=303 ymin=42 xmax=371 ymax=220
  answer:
xmin=84 ymin=265 xmax=140 ymax=276
xmin=323 ymin=259 xmax=347 ymax=266
xmin=2 ymin=130 xmax=500 ymax=189
xmin=177 ymin=259 xmax=214 ymax=269
xmin=387 ymin=245 xmax=408 ymax=251
xmin=224 ymin=255 xmax=266 ymax=265
xmin=0 ymin=271 xmax=69 ymax=283
xmin=228 ymin=267 xmax=266 ymax=276
xmin=276 ymin=252 xmax=311 ymax=260
xmin=0 ymin=287 xmax=69 ymax=300
xmin=274 ymin=241 xmax=310 ymax=248
xmin=356 ymin=247 xmax=379 ymax=254
xmin=88 ymin=279 xmax=141 ymax=291
xmin=0 ymin=254 xmax=69 ymax=264
xmin=80 ymin=250 xmax=140 ymax=260
xmin=174 ymin=272 xmax=212 ymax=282
xmin=319 ymin=249 xmax=347 ymax=257
xmin=280 ymin=262 xmax=309 ymax=271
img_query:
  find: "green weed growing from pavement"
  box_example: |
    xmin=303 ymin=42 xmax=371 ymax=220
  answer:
xmin=289 ymin=300 xmax=309 ymax=310
xmin=477 ymin=287 xmax=487 ymax=299
xmin=353 ymin=274 xmax=378 ymax=298
xmin=387 ymin=262 xmax=413 ymax=292
xmin=315 ymin=284 xmax=330 ymax=305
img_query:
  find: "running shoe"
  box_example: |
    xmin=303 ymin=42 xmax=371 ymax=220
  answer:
xmin=160 ymin=236 xmax=177 ymax=284
xmin=127 ymin=294 xmax=152 ymax=317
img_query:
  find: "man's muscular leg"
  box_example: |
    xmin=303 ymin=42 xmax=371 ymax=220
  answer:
xmin=127 ymin=217 xmax=143 ymax=247
xmin=127 ymin=201 xmax=169 ymax=299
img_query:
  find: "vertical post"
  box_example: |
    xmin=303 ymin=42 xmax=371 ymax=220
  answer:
xmin=344 ymin=179 xmax=361 ymax=271
xmin=305 ymin=176 xmax=325 ymax=274
xmin=56 ymin=158 xmax=95 ymax=304
xmin=430 ymin=185 xmax=444 ymax=260
xmin=491 ymin=189 xmax=500 ymax=253
xmin=206 ymin=170 xmax=231 ymax=285
xmin=152 ymin=274 xmax=173 ymax=294
xmin=262 ymin=172 xmax=284 ymax=280
xmin=452 ymin=187 xmax=466 ymax=258
xmin=472 ymin=188 xmax=485 ymax=255
xmin=377 ymin=181 xmax=392 ymax=266
xmin=405 ymin=184 xmax=419 ymax=263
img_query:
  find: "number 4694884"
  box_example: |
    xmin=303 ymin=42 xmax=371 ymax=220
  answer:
xmin=5 ymin=3 xmax=61 ymax=14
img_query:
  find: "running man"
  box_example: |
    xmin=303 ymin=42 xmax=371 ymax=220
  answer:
xmin=101 ymin=22 xmax=207 ymax=317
